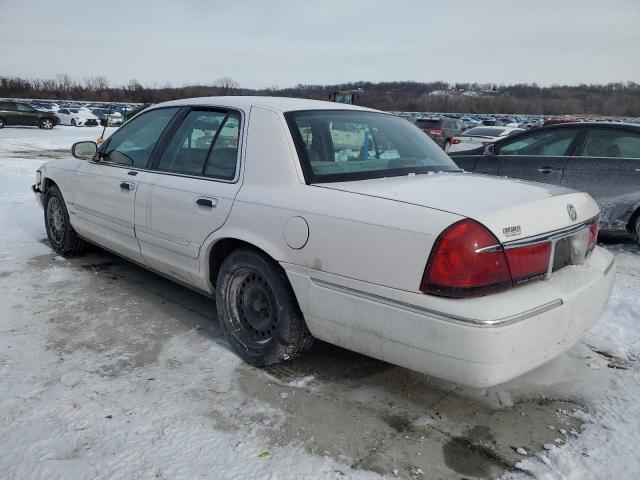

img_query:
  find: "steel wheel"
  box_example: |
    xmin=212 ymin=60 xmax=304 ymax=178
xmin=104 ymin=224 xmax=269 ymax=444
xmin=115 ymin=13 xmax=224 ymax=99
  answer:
xmin=229 ymin=268 xmax=278 ymax=346
xmin=41 ymin=118 xmax=54 ymax=129
xmin=46 ymin=196 xmax=65 ymax=245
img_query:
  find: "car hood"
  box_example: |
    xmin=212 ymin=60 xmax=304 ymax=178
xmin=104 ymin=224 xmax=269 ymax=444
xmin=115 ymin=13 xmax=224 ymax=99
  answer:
xmin=320 ymin=172 xmax=600 ymax=243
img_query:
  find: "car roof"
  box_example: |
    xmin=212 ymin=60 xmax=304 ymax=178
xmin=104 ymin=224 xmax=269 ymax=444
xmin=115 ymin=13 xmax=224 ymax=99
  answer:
xmin=149 ymin=96 xmax=378 ymax=114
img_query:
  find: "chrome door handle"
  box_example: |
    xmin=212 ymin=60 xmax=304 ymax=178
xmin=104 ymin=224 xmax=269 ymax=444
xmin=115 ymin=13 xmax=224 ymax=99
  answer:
xmin=537 ymin=167 xmax=554 ymax=174
xmin=196 ymin=197 xmax=218 ymax=208
xmin=120 ymin=181 xmax=135 ymax=190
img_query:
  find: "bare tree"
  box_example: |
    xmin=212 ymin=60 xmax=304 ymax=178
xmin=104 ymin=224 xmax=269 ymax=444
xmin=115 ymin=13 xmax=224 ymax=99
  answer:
xmin=214 ymin=77 xmax=239 ymax=96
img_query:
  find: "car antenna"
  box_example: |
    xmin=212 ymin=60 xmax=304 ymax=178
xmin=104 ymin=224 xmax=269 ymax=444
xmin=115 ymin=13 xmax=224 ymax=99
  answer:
xmin=97 ymin=104 xmax=114 ymax=145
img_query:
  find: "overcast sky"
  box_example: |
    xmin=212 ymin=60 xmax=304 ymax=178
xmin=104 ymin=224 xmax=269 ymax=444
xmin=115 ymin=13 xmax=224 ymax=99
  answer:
xmin=1 ymin=0 xmax=638 ymax=89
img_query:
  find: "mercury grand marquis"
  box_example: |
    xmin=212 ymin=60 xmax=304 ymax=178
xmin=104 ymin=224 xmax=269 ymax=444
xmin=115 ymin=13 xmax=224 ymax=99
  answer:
xmin=32 ymin=97 xmax=615 ymax=387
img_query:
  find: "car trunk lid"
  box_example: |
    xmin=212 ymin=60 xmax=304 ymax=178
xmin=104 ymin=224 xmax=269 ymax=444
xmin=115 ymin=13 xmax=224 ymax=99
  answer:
xmin=319 ymin=172 xmax=600 ymax=243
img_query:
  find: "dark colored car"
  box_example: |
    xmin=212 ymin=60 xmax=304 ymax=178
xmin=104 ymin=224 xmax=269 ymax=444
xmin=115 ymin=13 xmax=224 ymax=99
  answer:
xmin=450 ymin=122 xmax=640 ymax=242
xmin=0 ymin=101 xmax=58 ymax=129
xmin=414 ymin=117 xmax=465 ymax=151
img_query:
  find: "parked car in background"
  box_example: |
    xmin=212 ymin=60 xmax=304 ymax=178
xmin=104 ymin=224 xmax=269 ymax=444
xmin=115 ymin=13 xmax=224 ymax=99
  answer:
xmin=414 ymin=117 xmax=465 ymax=151
xmin=450 ymin=122 xmax=640 ymax=242
xmin=32 ymin=96 xmax=614 ymax=387
xmin=0 ymin=100 xmax=58 ymax=129
xmin=56 ymin=108 xmax=100 ymax=127
xmin=91 ymin=108 xmax=124 ymax=126
xmin=448 ymin=126 xmax=525 ymax=152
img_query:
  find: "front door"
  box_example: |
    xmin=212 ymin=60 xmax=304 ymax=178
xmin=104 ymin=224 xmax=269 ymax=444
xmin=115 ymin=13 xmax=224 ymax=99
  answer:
xmin=135 ymin=108 xmax=243 ymax=284
xmin=72 ymin=106 xmax=180 ymax=263
xmin=15 ymin=102 xmax=40 ymax=126
xmin=494 ymin=127 xmax=583 ymax=185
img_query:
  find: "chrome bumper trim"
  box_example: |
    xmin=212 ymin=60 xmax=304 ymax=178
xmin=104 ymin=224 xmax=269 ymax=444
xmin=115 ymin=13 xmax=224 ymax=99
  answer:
xmin=310 ymin=278 xmax=563 ymax=328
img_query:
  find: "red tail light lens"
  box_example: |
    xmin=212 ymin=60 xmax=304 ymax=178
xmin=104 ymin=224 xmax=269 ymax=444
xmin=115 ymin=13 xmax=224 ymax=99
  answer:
xmin=504 ymin=242 xmax=551 ymax=284
xmin=429 ymin=129 xmax=444 ymax=135
xmin=420 ymin=219 xmax=511 ymax=297
xmin=421 ymin=219 xmax=556 ymax=297
xmin=451 ymin=138 xmax=462 ymax=144
xmin=587 ymin=220 xmax=599 ymax=252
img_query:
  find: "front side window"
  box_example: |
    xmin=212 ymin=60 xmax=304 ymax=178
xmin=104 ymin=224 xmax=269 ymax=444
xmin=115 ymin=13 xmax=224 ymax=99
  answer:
xmin=497 ymin=128 xmax=580 ymax=156
xmin=286 ymin=110 xmax=459 ymax=183
xmin=578 ymin=129 xmax=640 ymax=159
xmin=102 ymin=107 xmax=178 ymax=167
xmin=158 ymin=110 xmax=240 ymax=179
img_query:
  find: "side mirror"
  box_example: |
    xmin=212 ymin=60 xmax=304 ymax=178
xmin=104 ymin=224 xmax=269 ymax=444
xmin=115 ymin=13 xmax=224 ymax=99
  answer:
xmin=72 ymin=141 xmax=98 ymax=160
xmin=483 ymin=144 xmax=496 ymax=156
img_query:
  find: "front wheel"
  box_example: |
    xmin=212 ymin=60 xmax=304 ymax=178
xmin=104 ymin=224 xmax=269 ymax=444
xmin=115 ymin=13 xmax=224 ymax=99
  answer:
xmin=71 ymin=119 xmax=76 ymax=127
xmin=216 ymin=248 xmax=314 ymax=367
xmin=40 ymin=118 xmax=54 ymax=129
xmin=44 ymin=185 xmax=85 ymax=255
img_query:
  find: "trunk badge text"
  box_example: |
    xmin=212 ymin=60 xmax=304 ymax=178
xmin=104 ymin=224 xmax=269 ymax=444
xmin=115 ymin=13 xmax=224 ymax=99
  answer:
xmin=567 ymin=204 xmax=577 ymax=222
xmin=503 ymin=225 xmax=522 ymax=237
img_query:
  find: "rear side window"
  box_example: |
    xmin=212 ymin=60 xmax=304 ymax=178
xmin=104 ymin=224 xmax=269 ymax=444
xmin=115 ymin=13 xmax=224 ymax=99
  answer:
xmin=497 ymin=128 xmax=580 ymax=156
xmin=159 ymin=110 xmax=240 ymax=180
xmin=578 ymin=129 xmax=640 ymax=159
xmin=103 ymin=107 xmax=179 ymax=168
xmin=0 ymin=102 xmax=15 ymax=110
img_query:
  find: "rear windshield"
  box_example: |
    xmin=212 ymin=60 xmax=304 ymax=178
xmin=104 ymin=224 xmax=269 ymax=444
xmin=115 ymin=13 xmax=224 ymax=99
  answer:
xmin=285 ymin=110 xmax=459 ymax=183
xmin=464 ymin=127 xmax=506 ymax=137
xmin=415 ymin=119 xmax=442 ymax=129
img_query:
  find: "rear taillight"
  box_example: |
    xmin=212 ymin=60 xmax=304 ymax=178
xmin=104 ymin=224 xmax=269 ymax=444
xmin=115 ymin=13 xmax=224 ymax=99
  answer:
xmin=587 ymin=220 xmax=599 ymax=252
xmin=504 ymin=242 xmax=551 ymax=284
xmin=451 ymin=138 xmax=462 ymax=144
xmin=421 ymin=219 xmax=554 ymax=298
xmin=429 ymin=129 xmax=444 ymax=135
xmin=420 ymin=219 xmax=511 ymax=297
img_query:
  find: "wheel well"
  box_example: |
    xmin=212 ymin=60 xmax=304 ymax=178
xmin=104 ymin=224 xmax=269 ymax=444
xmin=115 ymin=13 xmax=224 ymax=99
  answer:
xmin=209 ymin=238 xmax=275 ymax=288
xmin=43 ymin=178 xmax=57 ymax=192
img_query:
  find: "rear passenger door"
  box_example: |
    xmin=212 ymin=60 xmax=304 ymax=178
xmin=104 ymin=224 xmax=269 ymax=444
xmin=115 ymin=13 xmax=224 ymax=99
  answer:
xmin=563 ymin=127 xmax=640 ymax=231
xmin=0 ymin=102 xmax=20 ymax=125
xmin=493 ymin=127 xmax=582 ymax=184
xmin=135 ymin=107 xmax=243 ymax=284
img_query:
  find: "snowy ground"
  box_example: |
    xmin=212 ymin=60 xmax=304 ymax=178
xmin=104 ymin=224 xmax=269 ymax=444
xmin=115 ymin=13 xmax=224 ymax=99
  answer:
xmin=0 ymin=125 xmax=638 ymax=480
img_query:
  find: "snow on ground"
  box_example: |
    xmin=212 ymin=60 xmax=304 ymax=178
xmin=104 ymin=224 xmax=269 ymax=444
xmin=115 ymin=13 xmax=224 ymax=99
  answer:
xmin=0 ymin=125 xmax=639 ymax=479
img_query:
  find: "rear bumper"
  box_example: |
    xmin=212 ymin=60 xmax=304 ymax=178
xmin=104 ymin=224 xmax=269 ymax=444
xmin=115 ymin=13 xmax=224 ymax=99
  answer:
xmin=284 ymin=246 xmax=615 ymax=387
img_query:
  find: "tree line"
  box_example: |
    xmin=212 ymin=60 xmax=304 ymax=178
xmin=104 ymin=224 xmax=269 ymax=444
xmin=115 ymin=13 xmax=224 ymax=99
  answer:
xmin=1 ymin=74 xmax=639 ymax=116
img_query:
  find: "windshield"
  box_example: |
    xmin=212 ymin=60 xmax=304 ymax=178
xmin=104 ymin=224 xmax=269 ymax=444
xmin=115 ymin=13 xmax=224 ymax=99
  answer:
xmin=286 ymin=110 xmax=459 ymax=183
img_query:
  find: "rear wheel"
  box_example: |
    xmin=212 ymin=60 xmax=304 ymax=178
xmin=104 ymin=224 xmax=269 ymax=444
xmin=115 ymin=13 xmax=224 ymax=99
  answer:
xmin=444 ymin=140 xmax=451 ymax=152
xmin=40 ymin=118 xmax=54 ymax=129
xmin=216 ymin=248 xmax=313 ymax=367
xmin=44 ymin=185 xmax=85 ymax=255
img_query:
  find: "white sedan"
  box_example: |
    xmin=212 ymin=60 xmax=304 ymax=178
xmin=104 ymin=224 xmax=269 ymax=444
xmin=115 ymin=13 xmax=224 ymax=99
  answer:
xmin=32 ymin=97 xmax=614 ymax=387
xmin=449 ymin=126 xmax=525 ymax=152
xmin=56 ymin=108 xmax=101 ymax=127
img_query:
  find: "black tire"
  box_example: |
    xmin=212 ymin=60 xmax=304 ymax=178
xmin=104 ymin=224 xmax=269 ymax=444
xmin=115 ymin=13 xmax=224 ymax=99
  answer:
xmin=71 ymin=119 xmax=76 ymax=127
xmin=0 ymin=117 xmax=4 ymax=128
xmin=444 ymin=139 xmax=451 ymax=152
xmin=216 ymin=248 xmax=314 ymax=367
xmin=44 ymin=185 xmax=85 ymax=255
xmin=40 ymin=118 xmax=54 ymax=129
xmin=635 ymin=217 xmax=640 ymax=246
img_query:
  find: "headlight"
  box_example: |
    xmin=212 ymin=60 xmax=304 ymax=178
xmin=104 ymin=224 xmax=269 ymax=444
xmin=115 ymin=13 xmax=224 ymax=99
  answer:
xmin=35 ymin=170 xmax=42 ymax=185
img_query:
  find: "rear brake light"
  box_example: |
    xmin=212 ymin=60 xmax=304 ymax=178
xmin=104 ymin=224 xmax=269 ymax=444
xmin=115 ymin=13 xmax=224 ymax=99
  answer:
xmin=420 ymin=219 xmax=511 ymax=297
xmin=421 ymin=219 xmax=554 ymax=297
xmin=587 ymin=220 xmax=599 ymax=252
xmin=451 ymin=138 xmax=461 ymax=144
xmin=429 ymin=129 xmax=444 ymax=135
